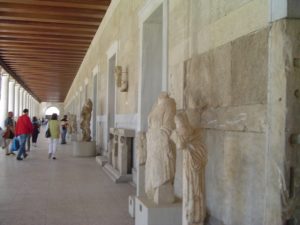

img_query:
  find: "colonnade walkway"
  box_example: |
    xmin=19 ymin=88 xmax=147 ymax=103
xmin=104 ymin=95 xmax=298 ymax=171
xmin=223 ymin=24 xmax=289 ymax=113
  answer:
xmin=0 ymin=129 xmax=134 ymax=225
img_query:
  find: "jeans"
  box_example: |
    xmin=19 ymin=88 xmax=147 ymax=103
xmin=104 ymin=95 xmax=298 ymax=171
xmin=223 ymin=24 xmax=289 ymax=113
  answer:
xmin=17 ymin=134 xmax=28 ymax=159
xmin=61 ymin=129 xmax=67 ymax=144
xmin=48 ymin=138 xmax=58 ymax=157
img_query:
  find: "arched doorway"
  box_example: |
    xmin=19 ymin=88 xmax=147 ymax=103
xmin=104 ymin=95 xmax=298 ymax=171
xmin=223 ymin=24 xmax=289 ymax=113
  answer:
xmin=45 ymin=106 xmax=60 ymax=119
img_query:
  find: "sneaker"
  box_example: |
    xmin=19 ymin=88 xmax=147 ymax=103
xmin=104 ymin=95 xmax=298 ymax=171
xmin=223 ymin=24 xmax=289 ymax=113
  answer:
xmin=48 ymin=153 xmax=52 ymax=159
xmin=16 ymin=157 xmax=22 ymax=161
xmin=52 ymin=157 xmax=56 ymax=160
xmin=24 ymin=153 xmax=28 ymax=159
xmin=10 ymin=152 xmax=15 ymax=156
xmin=6 ymin=153 xmax=10 ymax=156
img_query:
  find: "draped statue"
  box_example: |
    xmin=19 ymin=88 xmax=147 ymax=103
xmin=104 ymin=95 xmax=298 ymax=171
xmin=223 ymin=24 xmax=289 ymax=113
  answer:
xmin=145 ymin=92 xmax=176 ymax=204
xmin=174 ymin=111 xmax=207 ymax=225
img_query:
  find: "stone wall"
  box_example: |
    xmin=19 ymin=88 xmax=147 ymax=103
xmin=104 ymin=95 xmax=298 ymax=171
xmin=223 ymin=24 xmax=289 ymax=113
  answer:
xmin=62 ymin=0 xmax=300 ymax=225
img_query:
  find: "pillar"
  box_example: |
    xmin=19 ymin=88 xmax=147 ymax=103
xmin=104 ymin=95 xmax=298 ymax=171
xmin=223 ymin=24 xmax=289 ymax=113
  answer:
xmin=8 ymin=79 xmax=15 ymax=112
xmin=14 ymin=84 xmax=20 ymax=117
xmin=19 ymin=88 xmax=24 ymax=114
xmin=0 ymin=74 xmax=9 ymax=128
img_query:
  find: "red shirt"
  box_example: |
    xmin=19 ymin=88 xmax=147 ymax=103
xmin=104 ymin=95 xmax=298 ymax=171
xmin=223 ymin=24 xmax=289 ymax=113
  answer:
xmin=15 ymin=114 xmax=33 ymax=136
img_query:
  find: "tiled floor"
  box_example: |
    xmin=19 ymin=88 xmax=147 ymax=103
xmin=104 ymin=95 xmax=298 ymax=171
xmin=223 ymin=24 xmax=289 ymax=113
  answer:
xmin=0 ymin=131 xmax=135 ymax=225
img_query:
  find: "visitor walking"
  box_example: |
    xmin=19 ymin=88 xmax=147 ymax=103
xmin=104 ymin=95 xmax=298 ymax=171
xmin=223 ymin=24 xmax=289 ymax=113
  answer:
xmin=15 ymin=109 xmax=33 ymax=161
xmin=47 ymin=113 xmax=60 ymax=160
xmin=60 ymin=115 xmax=68 ymax=144
xmin=31 ymin=116 xmax=40 ymax=147
xmin=2 ymin=111 xmax=16 ymax=155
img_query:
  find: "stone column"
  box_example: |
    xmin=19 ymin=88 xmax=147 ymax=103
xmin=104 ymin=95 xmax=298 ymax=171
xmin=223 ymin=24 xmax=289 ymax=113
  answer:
xmin=28 ymin=95 xmax=32 ymax=117
xmin=25 ymin=92 xmax=28 ymax=110
xmin=14 ymin=84 xmax=20 ymax=117
xmin=0 ymin=74 xmax=9 ymax=128
xmin=8 ymin=79 xmax=15 ymax=112
xmin=19 ymin=87 xmax=24 ymax=114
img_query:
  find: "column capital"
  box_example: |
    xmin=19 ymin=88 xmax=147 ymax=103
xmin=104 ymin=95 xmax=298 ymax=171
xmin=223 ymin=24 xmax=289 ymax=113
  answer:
xmin=1 ymin=73 xmax=9 ymax=78
xmin=9 ymin=78 xmax=15 ymax=83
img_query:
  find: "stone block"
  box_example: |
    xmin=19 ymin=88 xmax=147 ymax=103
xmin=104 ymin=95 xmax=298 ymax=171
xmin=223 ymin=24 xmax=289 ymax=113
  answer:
xmin=210 ymin=43 xmax=232 ymax=107
xmin=231 ymin=28 xmax=269 ymax=105
xmin=222 ymin=132 xmax=266 ymax=225
xmin=184 ymin=51 xmax=212 ymax=109
xmin=201 ymin=104 xmax=267 ymax=132
xmin=204 ymin=130 xmax=226 ymax=222
xmin=72 ymin=141 xmax=96 ymax=157
xmin=135 ymin=196 xmax=182 ymax=225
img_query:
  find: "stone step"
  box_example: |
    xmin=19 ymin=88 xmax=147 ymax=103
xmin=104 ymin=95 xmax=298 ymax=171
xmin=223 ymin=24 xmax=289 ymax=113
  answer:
xmin=95 ymin=155 xmax=108 ymax=167
xmin=103 ymin=163 xmax=133 ymax=183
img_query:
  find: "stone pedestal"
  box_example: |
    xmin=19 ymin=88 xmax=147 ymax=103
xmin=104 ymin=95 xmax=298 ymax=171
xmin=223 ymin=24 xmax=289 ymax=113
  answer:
xmin=96 ymin=155 xmax=108 ymax=166
xmin=135 ymin=197 xmax=182 ymax=225
xmin=73 ymin=141 xmax=96 ymax=157
xmin=70 ymin=133 xmax=78 ymax=142
xmin=128 ymin=195 xmax=135 ymax=218
xmin=103 ymin=128 xmax=135 ymax=183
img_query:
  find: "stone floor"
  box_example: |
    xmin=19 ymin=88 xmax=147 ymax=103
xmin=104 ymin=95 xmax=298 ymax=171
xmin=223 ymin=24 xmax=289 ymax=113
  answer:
xmin=0 ymin=131 xmax=135 ymax=225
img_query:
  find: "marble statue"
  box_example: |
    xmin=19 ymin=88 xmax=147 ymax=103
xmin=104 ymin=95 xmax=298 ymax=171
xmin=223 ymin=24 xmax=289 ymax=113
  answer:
xmin=136 ymin=132 xmax=147 ymax=166
xmin=145 ymin=92 xmax=176 ymax=204
xmin=68 ymin=113 xmax=77 ymax=134
xmin=80 ymin=99 xmax=93 ymax=142
xmin=174 ymin=111 xmax=207 ymax=225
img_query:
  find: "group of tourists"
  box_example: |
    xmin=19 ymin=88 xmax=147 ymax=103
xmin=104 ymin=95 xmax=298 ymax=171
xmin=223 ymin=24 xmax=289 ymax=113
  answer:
xmin=0 ymin=109 xmax=68 ymax=161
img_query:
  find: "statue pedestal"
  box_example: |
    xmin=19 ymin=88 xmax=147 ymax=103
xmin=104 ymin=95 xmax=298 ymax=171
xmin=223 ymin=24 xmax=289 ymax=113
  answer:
xmin=128 ymin=195 xmax=135 ymax=218
xmin=70 ymin=134 xmax=78 ymax=142
xmin=135 ymin=196 xmax=181 ymax=225
xmin=73 ymin=141 xmax=96 ymax=157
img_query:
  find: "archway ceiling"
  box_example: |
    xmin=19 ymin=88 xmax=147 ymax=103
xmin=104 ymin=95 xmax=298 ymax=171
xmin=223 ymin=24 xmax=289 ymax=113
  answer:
xmin=0 ymin=0 xmax=111 ymax=102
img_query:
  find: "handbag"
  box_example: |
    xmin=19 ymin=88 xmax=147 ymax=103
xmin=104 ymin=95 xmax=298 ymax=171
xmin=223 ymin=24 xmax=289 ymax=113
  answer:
xmin=10 ymin=137 xmax=20 ymax=152
xmin=45 ymin=128 xmax=51 ymax=138
xmin=2 ymin=129 xmax=14 ymax=139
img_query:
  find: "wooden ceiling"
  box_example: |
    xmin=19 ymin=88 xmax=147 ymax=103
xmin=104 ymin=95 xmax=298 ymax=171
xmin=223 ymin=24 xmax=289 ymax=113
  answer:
xmin=0 ymin=0 xmax=111 ymax=102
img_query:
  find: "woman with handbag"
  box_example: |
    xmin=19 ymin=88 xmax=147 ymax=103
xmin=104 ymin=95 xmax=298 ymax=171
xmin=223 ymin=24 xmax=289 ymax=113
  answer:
xmin=2 ymin=112 xmax=16 ymax=156
xmin=47 ymin=113 xmax=60 ymax=160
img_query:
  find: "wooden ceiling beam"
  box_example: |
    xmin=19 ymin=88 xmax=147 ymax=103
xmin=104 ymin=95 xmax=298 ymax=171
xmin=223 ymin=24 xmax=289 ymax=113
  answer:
xmin=0 ymin=0 xmax=111 ymax=102
xmin=3 ymin=53 xmax=84 ymax=59
xmin=0 ymin=12 xmax=102 ymax=26
xmin=0 ymin=39 xmax=90 ymax=47
xmin=0 ymin=3 xmax=106 ymax=18
xmin=0 ymin=27 xmax=94 ymax=38
xmin=0 ymin=43 xmax=89 ymax=51
xmin=0 ymin=0 xmax=110 ymax=10
xmin=0 ymin=33 xmax=92 ymax=43
xmin=0 ymin=20 xmax=98 ymax=32
xmin=0 ymin=58 xmax=40 ymax=101
xmin=0 ymin=48 xmax=86 ymax=55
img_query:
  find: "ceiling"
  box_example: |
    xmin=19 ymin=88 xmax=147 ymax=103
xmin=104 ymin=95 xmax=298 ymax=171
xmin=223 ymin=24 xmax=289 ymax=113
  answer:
xmin=0 ymin=0 xmax=111 ymax=102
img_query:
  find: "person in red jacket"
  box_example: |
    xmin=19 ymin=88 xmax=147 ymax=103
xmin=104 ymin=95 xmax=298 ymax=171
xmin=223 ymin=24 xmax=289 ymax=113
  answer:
xmin=15 ymin=109 xmax=33 ymax=161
